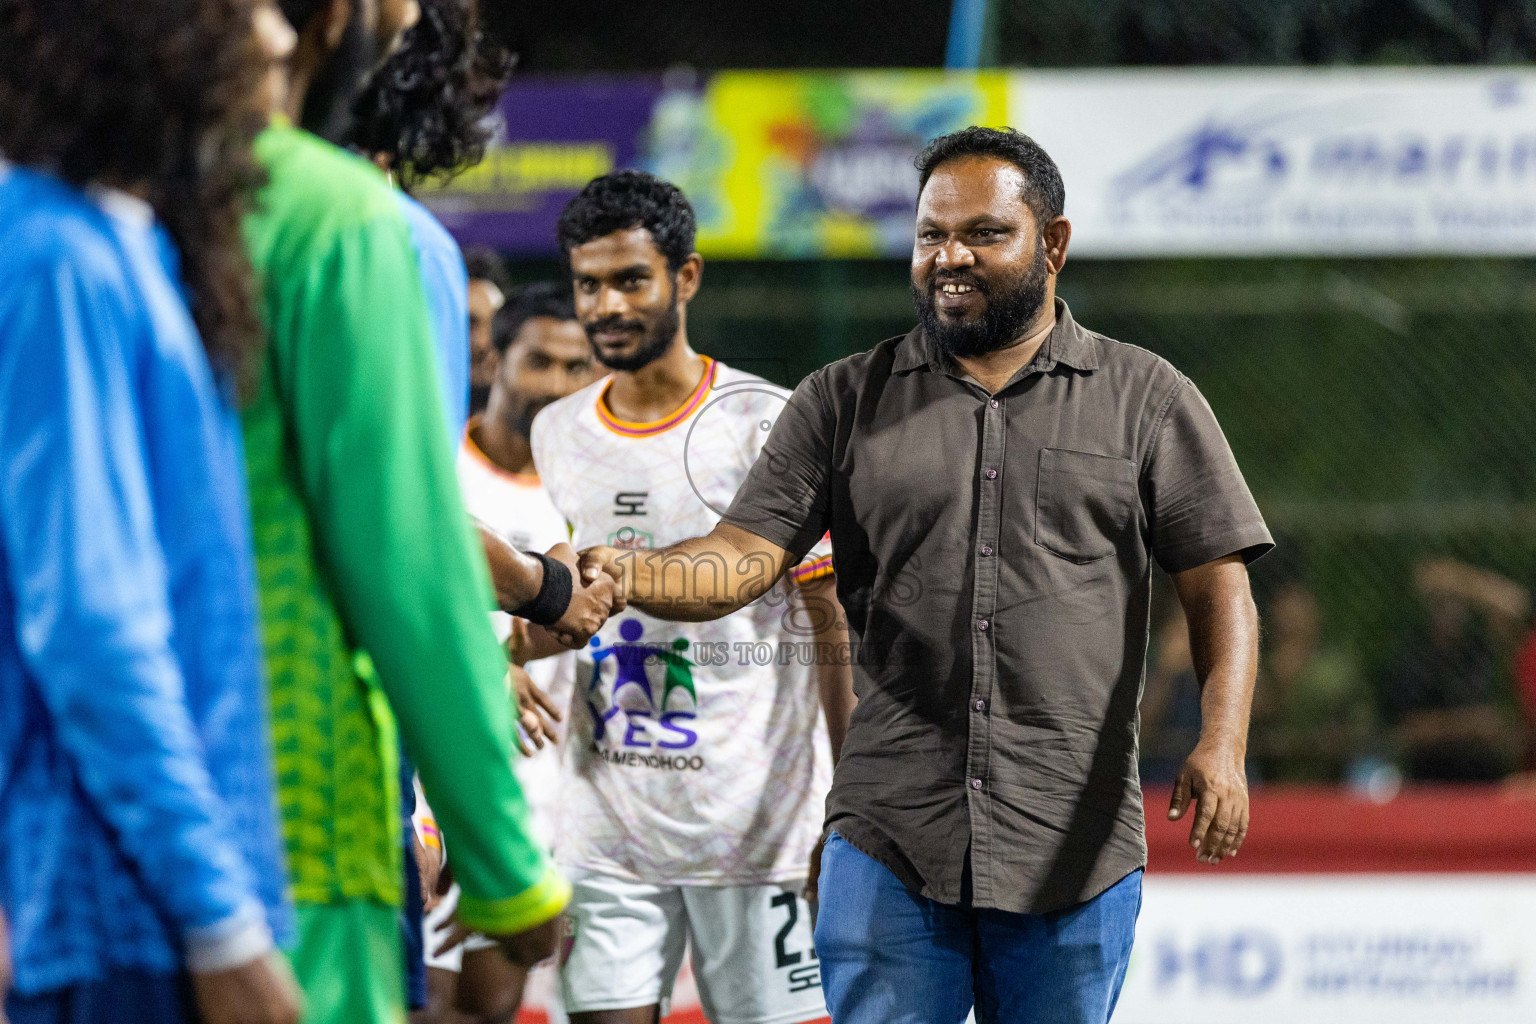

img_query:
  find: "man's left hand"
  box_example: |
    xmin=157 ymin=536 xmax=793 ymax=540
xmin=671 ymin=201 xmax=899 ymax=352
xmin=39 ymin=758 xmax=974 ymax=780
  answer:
xmin=511 ymin=664 xmax=561 ymax=755
xmin=1168 ymin=737 xmax=1249 ymax=865
xmin=547 ymin=544 xmax=618 ymax=647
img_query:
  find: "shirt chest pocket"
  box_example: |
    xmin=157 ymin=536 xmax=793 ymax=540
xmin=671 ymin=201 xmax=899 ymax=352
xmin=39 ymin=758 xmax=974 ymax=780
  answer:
xmin=1034 ymin=448 xmax=1139 ymax=563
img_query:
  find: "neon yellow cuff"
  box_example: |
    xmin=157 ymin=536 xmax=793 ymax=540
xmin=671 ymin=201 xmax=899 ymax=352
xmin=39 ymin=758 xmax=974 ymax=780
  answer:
xmin=454 ymin=866 xmax=571 ymax=935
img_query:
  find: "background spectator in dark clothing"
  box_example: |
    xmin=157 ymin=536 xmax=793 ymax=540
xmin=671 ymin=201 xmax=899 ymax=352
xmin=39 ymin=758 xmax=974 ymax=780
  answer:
xmin=1384 ymin=559 xmax=1528 ymax=782
xmin=1250 ymin=581 xmax=1376 ymax=783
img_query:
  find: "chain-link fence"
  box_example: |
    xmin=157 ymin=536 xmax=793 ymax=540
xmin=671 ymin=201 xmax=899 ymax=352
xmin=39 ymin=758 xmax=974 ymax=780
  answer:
xmin=507 ymin=254 xmax=1536 ymax=788
xmin=1066 ymin=258 xmax=1536 ymax=790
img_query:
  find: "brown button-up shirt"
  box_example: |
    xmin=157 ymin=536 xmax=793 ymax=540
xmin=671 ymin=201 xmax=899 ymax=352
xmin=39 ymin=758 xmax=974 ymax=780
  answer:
xmin=721 ymin=299 xmax=1272 ymax=914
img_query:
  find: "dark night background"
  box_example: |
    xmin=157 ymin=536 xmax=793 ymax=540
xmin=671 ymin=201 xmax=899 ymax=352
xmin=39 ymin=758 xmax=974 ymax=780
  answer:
xmin=483 ymin=0 xmax=1536 ymax=72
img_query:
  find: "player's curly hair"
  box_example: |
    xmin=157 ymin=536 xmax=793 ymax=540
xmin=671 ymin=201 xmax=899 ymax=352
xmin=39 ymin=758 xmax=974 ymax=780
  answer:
xmin=349 ymin=0 xmax=516 ymax=191
xmin=0 ymin=0 xmax=270 ymax=397
xmin=916 ymin=126 xmax=1066 ymax=230
xmin=557 ymin=170 xmax=697 ymax=273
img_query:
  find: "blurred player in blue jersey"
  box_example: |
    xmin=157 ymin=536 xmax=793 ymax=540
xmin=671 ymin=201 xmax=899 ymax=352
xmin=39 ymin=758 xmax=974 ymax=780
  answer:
xmin=0 ymin=2 xmax=301 ymax=1022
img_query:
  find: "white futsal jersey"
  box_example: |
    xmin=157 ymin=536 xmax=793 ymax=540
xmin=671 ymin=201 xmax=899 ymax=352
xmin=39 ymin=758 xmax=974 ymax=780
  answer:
xmin=456 ymin=425 xmax=576 ymax=850
xmin=530 ymin=357 xmax=834 ymax=886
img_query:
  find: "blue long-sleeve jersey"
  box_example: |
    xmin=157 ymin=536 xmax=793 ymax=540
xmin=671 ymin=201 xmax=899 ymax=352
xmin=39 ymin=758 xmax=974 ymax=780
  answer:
xmin=0 ymin=165 xmax=291 ymax=994
xmin=398 ymin=192 xmax=470 ymax=443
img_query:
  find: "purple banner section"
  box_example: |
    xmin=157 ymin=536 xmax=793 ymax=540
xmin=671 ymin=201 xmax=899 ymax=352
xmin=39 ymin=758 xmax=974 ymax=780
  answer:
xmin=421 ymin=76 xmax=666 ymax=254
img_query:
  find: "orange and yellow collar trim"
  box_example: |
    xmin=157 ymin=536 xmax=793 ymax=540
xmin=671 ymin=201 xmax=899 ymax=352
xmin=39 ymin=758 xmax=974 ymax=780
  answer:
xmin=596 ymin=356 xmax=718 ymax=438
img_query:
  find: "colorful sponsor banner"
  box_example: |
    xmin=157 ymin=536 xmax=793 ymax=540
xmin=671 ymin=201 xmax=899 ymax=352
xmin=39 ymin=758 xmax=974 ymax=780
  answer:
xmin=1017 ymin=69 xmax=1536 ymax=256
xmin=419 ymin=71 xmax=1008 ymax=257
xmin=420 ymin=77 xmax=666 ymax=253
xmin=424 ymin=69 xmax=1536 ymax=257
xmin=690 ymin=71 xmax=1010 ymax=257
xmin=1118 ymin=875 xmax=1536 ymax=1023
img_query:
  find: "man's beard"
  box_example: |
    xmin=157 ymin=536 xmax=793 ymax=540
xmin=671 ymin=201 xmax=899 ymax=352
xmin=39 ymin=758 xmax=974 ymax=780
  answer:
xmin=300 ymin=11 xmax=379 ymax=144
xmin=586 ymin=295 xmax=681 ymax=373
xmin=912 ymin=241 xmax=1050 ymax=359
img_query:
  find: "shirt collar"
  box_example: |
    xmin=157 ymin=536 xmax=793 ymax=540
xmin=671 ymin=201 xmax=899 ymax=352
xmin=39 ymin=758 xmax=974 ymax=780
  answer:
xmin=1038 ymin=299 xmax=1100 ymax=372
xmin=893 ymin=297 xmax=1100 ymax=375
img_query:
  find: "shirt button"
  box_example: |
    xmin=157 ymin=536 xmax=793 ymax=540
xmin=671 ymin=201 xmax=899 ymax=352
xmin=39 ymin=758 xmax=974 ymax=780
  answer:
xmin=980 ymin=545 xmax=993 ymax=556
xmin=970 ymin=778 xmax=984 ymax=790
xmin=977 ymin=618 xmax=989 ymax=631
xmin=990 ymin=399 xmax=1000 ymax=409
xmin=974 ymin=699 xmax=986 ymax=712
xmin=985 ymin=468 xmax=998 ymax=480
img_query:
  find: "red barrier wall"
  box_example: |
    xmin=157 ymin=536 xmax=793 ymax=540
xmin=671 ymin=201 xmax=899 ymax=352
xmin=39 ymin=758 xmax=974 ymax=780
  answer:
xmin=1144 ymin=785 xmax=1536 ymax=874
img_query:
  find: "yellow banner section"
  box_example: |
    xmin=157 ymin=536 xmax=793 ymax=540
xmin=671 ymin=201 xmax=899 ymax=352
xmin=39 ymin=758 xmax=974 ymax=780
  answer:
xmin=446 ymin=142 xmax=615 ymax=212
xmin=691 ymin=72 xmax=1011 ymax=258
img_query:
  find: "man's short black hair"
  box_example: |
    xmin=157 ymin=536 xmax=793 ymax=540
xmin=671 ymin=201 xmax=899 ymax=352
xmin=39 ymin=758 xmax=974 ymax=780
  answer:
xmin=556 ymin=170 xmax=696 ymax=273
xmin=463 ymin=246 xmax=511 ymax=295
xmin=493 ymin=282 xmax=577 ymax=354
xmin=915 ymin=126 xmax=1066 ymax=230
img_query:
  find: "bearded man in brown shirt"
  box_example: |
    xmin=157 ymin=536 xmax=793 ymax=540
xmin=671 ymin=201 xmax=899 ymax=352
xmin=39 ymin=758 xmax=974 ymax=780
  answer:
xmin=579 ymin=127 xmax=1272 ymax=1024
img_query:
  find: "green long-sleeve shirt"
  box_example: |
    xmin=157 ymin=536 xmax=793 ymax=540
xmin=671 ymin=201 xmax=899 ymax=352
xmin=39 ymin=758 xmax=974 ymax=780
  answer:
xmin=242 ymin=124 xmax=568 ymax=932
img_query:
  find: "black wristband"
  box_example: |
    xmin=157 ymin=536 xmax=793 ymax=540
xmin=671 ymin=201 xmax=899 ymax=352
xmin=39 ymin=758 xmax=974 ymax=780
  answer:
xmin=511 ymin=551 xmax=574 ymax=627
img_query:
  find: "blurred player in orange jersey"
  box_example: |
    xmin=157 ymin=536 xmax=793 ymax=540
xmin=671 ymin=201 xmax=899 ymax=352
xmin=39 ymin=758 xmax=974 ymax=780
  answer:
xmin=465 ymin=248 xmax=515 ymax=415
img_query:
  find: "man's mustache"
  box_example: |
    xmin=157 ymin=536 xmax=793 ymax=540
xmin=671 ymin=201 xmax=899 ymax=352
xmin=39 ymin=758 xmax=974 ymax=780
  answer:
xmin=585 ymin=316 xmax=646 ymax=340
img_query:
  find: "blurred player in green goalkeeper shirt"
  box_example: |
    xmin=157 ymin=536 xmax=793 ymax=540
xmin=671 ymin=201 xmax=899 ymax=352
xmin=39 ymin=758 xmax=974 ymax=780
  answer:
xmin=239 ymin=2 xmax=612 ymax=1021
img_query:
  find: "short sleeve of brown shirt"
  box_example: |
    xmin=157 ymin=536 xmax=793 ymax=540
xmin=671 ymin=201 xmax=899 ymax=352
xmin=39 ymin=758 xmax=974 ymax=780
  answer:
xmin=1144 ymin=378 xmax=1271 ymax=573
xmin=722 ymin=371 xmax=835 ymax=563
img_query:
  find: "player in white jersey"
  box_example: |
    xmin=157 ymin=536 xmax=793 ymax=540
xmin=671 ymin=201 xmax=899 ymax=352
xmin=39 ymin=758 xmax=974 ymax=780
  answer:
xmin=531 ymin=172 xmax=853 ymax=1024
xmin=431 ymin=282 xmax=598 ymax=1024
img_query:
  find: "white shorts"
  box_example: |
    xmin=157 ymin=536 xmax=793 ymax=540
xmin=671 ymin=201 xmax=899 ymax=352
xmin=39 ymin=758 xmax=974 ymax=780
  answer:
xmin=423 ymin=882 xmax=501 ymax=972
xmin=424 ymin=882 xmax=568 ymax=1022
xmin=561 ymin=868 xmax=828 ymax=1024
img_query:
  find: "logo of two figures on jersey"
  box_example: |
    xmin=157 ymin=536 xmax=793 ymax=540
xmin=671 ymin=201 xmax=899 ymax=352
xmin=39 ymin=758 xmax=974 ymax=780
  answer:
xmin=587 ymin=619 xmax=700 ymax=751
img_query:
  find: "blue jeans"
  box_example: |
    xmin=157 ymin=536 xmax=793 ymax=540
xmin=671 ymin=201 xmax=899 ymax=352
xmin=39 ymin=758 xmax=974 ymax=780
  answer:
xmin=815 ymin=832 xmax=1141 ymax=1024
xmin=7 ymin=969 xmax=194 ymax=1024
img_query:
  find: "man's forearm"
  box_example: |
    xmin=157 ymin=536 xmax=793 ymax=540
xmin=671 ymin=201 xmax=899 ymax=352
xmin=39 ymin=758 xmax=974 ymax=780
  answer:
xmin=1169 ymin=554 xmax=1258 ymax=865
xmin=1173 ymin=555 xmax=1259 ymax=749
xmin=1175 ymin=555 xmax=1259 ymax=749
xmin=478 ymin=523 xmax=545 ymax=612
xmin=597 ymin=524 xmax=793 ymax=622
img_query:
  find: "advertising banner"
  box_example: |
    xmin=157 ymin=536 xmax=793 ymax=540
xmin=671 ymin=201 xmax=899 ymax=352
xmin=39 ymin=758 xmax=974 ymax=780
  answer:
xmin=421 ymin=77 xmax=667 ymax=253
xmin=421 ymin=71 xmax=1009 ymax=257
xmin=1017 ymin=69 xmax=1536 ymax=256
xmin=1116 ymin=874 xmax=1536 ymax=1024
xmin=424 ymin=69 xmax=1536 ymax=257
xmin=512 ymin=874 xmax=1536 ymax=1024
xmin=688 ymin=71 xmax=1009 ymax=257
